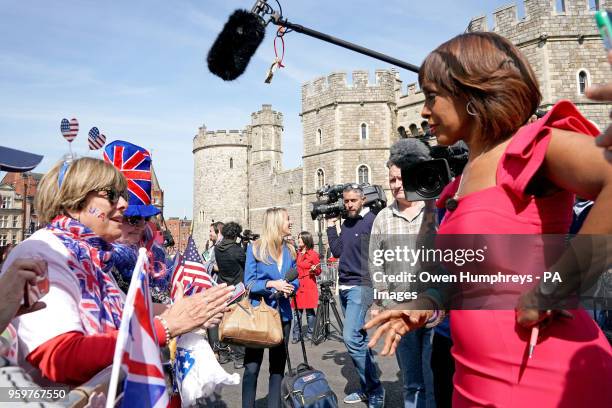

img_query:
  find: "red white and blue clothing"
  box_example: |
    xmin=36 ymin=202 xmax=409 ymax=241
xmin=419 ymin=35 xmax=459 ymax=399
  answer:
xmin=1 ymin=216 xmax=168 ymax=385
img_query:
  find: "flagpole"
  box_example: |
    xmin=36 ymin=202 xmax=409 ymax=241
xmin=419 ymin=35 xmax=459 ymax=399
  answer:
xmin=106 ymin=248 xmax=148 ymax=408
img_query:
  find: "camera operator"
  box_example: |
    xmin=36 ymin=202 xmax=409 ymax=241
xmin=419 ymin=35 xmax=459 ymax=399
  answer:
xmin=369 ymin=138 xmax=438 ymax=408
xmin=326 ymin=184 xmax=385 ymax=407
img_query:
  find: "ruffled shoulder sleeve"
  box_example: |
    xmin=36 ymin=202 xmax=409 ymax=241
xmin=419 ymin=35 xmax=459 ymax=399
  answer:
xmin=498 ymin=100 xmax=599 ymax=196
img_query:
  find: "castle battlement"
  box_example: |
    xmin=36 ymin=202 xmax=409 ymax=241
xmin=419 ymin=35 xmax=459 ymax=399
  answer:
xmin=468 ymin=0 xmax=606 ymax=39
xmin=251 ymin=104 xmax=283 ymax=127
xmin=193 ymin=125 xmax=248 ymax=151
xmin=301 ymin=69 xmax=397 ymax=98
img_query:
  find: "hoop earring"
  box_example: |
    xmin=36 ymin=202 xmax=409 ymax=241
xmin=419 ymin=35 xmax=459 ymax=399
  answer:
xmin=466 ymin=100 xmax=478 ymax=116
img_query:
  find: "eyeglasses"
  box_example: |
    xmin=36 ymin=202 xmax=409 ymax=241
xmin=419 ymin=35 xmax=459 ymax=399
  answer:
xmin=96 ymin=188 xmax=129 ymax=205
xmin=124 ymin=215 xmax=152 ymax=226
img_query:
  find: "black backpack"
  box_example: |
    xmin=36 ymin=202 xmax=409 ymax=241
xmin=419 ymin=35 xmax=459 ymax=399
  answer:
xmin=281 ymin=298 xmax=338 ymax=408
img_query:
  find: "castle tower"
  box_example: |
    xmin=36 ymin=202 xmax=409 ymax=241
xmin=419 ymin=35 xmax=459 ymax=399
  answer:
xmin=300 ymin=69 xmax=398 ymax=237
xmin=192 ymin=125 xmax=249 ymax=250
xmin=249 ymin=104 xmax=283 ymax=170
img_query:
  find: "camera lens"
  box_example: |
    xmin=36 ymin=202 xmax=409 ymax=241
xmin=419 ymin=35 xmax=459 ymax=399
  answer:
xmin=414 ymin=163 xmax=444 ymax=198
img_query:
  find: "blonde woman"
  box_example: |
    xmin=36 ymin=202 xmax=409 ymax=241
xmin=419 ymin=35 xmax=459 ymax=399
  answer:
xmin=242 ymin=207 xmax=298 ymax=408
xmin=0 ymin=157 xmax=233 ymax=386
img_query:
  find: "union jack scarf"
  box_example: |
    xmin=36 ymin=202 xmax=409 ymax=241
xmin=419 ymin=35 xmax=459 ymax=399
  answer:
xmin=48 ymin=215 xmax=125 ymax=334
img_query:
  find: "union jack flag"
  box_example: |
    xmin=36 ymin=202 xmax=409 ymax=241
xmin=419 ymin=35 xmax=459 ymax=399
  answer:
xmin=60 ymin=118 xmax=79 ymax=142
xmin=119 ymin=258 xmax=169 ymax=408
xmin=171 ymin=236 xmax=213 ymax=299
xmin=88 ymin=127 xmax=106 ymax=150
xmin=103 ymin=142 xmax=153 ymax=206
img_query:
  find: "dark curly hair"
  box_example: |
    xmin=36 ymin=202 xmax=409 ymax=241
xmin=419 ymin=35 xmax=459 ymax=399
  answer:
xmin=221 ymin=222 xmax=242 ymax=240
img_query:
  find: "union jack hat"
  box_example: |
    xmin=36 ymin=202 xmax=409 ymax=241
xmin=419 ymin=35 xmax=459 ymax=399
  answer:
xmin=103 ymin=140 xmax=160 ymax=217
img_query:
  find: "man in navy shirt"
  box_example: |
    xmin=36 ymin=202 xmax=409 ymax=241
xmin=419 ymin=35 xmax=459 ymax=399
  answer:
xmin=327 ymin=184 xmax=385 ymax=408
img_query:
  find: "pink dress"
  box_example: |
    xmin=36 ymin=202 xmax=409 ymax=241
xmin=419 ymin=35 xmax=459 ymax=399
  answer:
xmin=436 ymin=101 xmax=612 ymax=407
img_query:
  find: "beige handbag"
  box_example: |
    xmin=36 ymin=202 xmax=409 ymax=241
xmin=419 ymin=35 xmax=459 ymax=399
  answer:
xmin=219 ymin=291 xmax=283 ymax=348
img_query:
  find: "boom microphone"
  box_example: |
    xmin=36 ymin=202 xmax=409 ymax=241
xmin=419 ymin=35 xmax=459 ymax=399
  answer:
xmin=207 ymin=9 xmax=266 ymax=81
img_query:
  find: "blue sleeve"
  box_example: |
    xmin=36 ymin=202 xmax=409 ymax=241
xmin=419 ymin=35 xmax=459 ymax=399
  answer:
xmin=327 ymin=226 xmax=342 ymax=257
xmin=244 ymin=244 xmax=272 ymax=296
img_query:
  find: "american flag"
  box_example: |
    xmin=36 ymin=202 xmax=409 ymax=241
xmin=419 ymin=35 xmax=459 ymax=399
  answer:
xmin=169 ymin=251 xmax=184 ymax=300
xmin=88 ymin=127 xmax=106 ymax=150
xmin=107 ymin=251 xmax=169 ymax=408
xmin=171 ymin=236 xmax=213 ymax=298
xmin=60 ymin=118 xmax=79 ymax=142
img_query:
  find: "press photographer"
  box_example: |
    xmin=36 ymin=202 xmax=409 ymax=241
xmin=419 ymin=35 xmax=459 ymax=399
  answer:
xmin=326 ymin=184 xmax=385 ymax=406
xmin=311 ymin=183 xmax=386 ymax=220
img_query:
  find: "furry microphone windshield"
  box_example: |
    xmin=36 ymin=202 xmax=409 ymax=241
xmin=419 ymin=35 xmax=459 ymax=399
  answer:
xmin=207 ymin=9 xmax=266 ymax=81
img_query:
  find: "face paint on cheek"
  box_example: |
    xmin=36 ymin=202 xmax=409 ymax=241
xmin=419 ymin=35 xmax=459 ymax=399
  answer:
xmin=86 ymin=207 xmax=106 ymax=221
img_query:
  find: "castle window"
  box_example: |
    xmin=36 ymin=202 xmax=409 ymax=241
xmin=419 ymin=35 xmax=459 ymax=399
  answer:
xmin=229 ymin=158 xmax=233 ymax=169
xmin=409 ymin=124 xmax=419 ymax=137
xmin=357 ymin=164 xmax=370 ymax=184
xmin=577 ymin=70 xmax=590 ymax=95
xmin=199 ymin=210 xmax=204 ymax=223
xmin=360 ymin=123 xmax=368 ymax=140
xmin=316 ymin=168 xmax=325 ymax=189
xmin=421 ymin=121 xmax=430 ymax=135
xmin=316 ymin=128 xmax=322 ymax=145
xmin=398 ymin=126 xmax=407 ymax=139
xmin=589 ymin=0 xmax=600 ymax=10
xmin=555 ymin=0 xmax=566 ymax=13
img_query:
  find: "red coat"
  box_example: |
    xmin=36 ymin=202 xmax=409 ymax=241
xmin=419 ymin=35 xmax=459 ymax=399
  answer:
xmin=294 ymin=249 xmax=321 ymax=309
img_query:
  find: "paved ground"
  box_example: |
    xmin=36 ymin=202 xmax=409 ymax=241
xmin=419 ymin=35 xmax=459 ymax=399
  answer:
xmin=198 ymin=321 xmax=405 ymax=407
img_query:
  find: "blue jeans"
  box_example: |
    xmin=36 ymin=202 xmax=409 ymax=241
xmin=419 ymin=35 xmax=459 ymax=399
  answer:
xmin=396 ymin=327 xmax=435 ymax=408
xmin=339 ymin=286 xmax=383 ymax=397
xmin=292 ymin=308 xmax=316 ymax=339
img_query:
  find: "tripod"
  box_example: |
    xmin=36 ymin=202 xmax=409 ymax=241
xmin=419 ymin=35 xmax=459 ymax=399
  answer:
xmin=311 ymin=281 xmax=344 ymax=345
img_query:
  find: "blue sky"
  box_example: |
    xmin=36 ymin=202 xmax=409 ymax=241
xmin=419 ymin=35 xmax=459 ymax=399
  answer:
xmin=0 ymin=0 xmax=515 ymax=217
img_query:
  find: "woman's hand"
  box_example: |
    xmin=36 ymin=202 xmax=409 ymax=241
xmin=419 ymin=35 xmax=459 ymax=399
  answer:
xmin=0 ymin=259 xmax=47 ymax=332
xmin=267 ymin=279 xmax=294 ymax=295
xmin=516 ymin=290 xmax=573 ymax=329
xmin=160 ymin=283 xmax=234 ymax=338
xmin=364 ymin=308 xmax=433 ymax=356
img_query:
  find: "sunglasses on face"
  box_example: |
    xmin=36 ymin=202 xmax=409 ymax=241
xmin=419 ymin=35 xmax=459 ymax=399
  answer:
xmin=95 ymin=188 xmax=129 ymax=205
xmin=124 ymin=215 xmax=152 ymax=226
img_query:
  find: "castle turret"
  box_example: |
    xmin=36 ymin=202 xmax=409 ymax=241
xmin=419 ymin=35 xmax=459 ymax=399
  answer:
xmin=300 ymin=69 xmax=397 ymax=236
xmin=192 ymin=125 xmax=249 ymax=250
xmin=249 ymin=104 xmax=283 ymax=171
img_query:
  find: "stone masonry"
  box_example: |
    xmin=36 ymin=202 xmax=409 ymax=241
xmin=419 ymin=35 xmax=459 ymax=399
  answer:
xmin=193 ymin=0 xmax=612 ymax=251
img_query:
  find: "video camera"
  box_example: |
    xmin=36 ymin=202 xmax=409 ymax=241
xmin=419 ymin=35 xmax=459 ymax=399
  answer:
xmin=310 ymin=183 xmax=387 ymax=220
xmin=240 ymin=229 xmax=260 ymax=243
xmin=401 ymin=140 xmax=468 ymax=201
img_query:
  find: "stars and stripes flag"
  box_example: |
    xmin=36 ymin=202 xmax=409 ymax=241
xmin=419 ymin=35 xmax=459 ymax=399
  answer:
xmin=170 ymin=236 xmax=214 ymax=299
xmin=106 ymin=249 xmax=169 ymax=408
xmin=88 ymin=127 xmax=107 ymax=150
xmin=60 ymin=118 xmax=79 ymax=142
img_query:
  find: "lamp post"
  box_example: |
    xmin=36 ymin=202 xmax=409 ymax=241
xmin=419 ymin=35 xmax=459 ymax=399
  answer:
xmin=20 ymin=173 xmax=29 ymax=242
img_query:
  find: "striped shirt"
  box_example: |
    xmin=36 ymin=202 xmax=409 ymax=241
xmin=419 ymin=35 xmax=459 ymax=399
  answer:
xmin=369 ymin=200 xmax=438 ymax=307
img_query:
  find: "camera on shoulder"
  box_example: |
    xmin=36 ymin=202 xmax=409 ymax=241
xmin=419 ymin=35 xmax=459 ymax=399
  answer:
xmin=310 ymin=183 xmax=387 ymax=220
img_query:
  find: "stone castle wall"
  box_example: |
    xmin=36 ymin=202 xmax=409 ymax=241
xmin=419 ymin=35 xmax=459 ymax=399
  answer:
xmin=192 ymin=126 xmax=249 ymax=249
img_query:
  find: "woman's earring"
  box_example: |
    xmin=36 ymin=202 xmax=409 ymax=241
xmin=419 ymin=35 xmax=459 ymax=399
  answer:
xmin=466 ymin=101 xmax=478 ymax=116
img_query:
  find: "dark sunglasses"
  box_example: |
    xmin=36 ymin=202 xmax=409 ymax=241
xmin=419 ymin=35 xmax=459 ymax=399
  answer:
xmin=96 ymin=188 xmax=129 ymax=205
xmin=124 ymin=215 xmax=152 ymax=225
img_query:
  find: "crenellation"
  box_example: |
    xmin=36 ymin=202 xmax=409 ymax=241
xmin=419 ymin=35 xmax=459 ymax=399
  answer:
xmin=494 ymin=4 xmax=519 ymax=28
xmin=352 ymin=70 xmax=369 ymax=87
xmin=467 ymin=15 xmax=487 ymax=32
xmin=327 ymin=72 xmax=347 ymax=88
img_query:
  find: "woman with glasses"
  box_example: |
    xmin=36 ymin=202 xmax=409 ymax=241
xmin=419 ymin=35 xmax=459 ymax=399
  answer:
xmin=103 ymin=140 xmax=170 ymax=303
xmin=242 ymin=207 xmax=298 ymax=408
xmin=0 ymin=157 xmax=234 ymax=386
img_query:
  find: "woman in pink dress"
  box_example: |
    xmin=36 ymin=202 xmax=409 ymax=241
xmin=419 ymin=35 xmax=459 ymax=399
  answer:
xmin=366 ymin=32 xmax=612 ymax=407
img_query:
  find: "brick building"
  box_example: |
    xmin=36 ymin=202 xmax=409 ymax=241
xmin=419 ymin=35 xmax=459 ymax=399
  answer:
xmin=0 ymin=172 xmax=43 ymax=245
